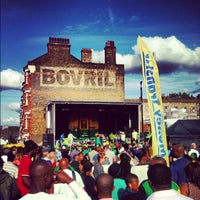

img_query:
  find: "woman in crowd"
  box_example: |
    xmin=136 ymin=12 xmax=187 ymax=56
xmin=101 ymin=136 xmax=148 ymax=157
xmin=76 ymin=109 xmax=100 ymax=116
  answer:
xmin=119 ymin=152 xmax=131 ymax=180
xmin=93 ymin=152 xmax=106 ymax=179
xmin=13 ymin=147 xmax=24 ymax=166
xmin=180 ymin=161 xmax=200 ymax=200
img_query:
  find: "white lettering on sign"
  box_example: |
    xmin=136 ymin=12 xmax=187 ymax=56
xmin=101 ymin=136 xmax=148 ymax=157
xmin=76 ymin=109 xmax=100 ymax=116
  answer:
xmin=40 ymin=67 xmax=116 ymax=88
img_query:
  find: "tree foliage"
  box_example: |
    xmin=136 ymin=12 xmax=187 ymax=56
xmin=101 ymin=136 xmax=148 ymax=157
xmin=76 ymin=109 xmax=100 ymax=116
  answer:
xmin=162 ymin=92 xmax=196 ymax=100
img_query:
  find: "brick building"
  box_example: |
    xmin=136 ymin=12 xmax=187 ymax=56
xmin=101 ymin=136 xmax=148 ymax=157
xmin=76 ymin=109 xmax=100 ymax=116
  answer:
xmin=142 ymin=98 xmax=199 ymax=133
xmin=20 ymin=37 xmax=140 ymax=145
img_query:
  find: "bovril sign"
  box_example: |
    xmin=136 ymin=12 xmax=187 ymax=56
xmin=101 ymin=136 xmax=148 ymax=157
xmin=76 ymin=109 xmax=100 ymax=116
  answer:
xmin=40 ymin=67 xmax=116 ymax=89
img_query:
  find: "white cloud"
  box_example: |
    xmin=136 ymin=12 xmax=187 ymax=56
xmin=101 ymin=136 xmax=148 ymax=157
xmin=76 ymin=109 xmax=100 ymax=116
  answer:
xmin=92 ymin=50 xmax=140 ymax=71
xmin=116 ymin=53 xmax=140 ymax=71
xmin=1 ymin=69 xmax=24 ymax=90
xmin=7 ymin=102 xmax=20 ymax=113
xmin=92 ymin=36 xmax=200 ymax=74
xmin=1 ymin=117 xmax=19 ymax=126
xmin=91 ymin=50 xmax=104 ymax=63
xmin=195 ymin=77 xmax=200 ymax=85
xmin=132 ymin=36 xmax=200 ymax=68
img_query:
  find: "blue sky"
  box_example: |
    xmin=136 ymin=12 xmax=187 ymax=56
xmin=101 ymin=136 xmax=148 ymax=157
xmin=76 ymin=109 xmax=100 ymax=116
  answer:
xmin=1 ymin=0 xmax=200 ymax=126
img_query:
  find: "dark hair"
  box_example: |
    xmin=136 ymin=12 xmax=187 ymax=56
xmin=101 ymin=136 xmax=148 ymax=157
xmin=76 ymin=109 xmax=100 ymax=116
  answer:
xmin=108 ymin=163 xmax=122 ymax=178
xmin=24 ymin=140 xmax=38 ymax=153
xmin=184 ymin=161 xmax=200 ymax=189
xmin=125 ymin=173 xmax=138 ymax=185
xmin=120 ymin=153 xmax=131 ymax=179
xmin=148 ymin=164 xmax=171 ymax=190
xmin=83 ymin=161 xmax=93 ymax=172
xmin=120 ymin=153 xmax=131 ymax=163
xmin=7 ymin=152 xmax=15 ymax=162
xmin=96 ymin=173 xmax=114 ymax=194
xmin=134 ymin=148 xmax=147 ymax=161
xmin=61 ymin=149 xmax=71 ymax=161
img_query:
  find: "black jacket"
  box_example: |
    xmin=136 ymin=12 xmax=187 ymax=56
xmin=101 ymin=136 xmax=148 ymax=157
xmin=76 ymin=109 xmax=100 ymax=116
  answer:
xmin=0 ymin=168 xmax=20 ymax=200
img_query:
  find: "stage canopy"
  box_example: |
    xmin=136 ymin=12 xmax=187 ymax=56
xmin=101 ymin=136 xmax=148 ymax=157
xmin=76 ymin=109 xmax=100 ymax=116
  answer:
xmin=167 ymin=119 xmax=200 ymax=149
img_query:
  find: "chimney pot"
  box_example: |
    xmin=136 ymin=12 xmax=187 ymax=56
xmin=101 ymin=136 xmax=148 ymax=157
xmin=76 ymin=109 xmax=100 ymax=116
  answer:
xmin=104 ymin=40 xmax=116 ymax=64
xmin=47 ymin=37 xmax=71 ymax=56
xmin=81 ymin=48 xmax=92 ymax=63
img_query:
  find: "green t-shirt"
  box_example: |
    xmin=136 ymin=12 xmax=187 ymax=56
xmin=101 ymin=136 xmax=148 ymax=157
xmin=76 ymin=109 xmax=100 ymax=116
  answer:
xmin=112 ymin=178 xmax=127 ymax=200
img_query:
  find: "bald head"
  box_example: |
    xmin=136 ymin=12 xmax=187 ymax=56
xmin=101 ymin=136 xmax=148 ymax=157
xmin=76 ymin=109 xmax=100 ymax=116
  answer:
xmin=96 ymin=173 xmax=114 ymax=197
xmin=173 ymin=144 xmax=185 ymax=158
xmin=30 ymin=159 xmax=52 ymax=180
xmin=59 ymin=158 xmax=69 ymax=170
xmin=29 ymin=160 xmax=53 ymax=191
xmin=149 ymin=156 xmax=167 ymax=166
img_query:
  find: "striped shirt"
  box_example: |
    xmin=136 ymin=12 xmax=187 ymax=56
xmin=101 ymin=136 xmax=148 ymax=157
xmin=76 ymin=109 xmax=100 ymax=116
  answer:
xmin=3 ymin=161 xmax=18 ymax=179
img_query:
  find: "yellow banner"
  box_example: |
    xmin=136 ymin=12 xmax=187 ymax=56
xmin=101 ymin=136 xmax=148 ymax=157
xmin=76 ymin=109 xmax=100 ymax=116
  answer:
xmin=138 ymin=36 xmax=169 ymax=165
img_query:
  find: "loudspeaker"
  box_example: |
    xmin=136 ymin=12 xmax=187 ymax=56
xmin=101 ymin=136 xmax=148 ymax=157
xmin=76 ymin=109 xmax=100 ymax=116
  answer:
xmin=43 ymin=134 xmax=54 ymax=148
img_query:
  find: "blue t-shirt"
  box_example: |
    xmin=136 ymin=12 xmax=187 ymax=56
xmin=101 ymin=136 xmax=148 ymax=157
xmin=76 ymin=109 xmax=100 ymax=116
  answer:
xmin=170 ymin=157 xmax=190 ymax=185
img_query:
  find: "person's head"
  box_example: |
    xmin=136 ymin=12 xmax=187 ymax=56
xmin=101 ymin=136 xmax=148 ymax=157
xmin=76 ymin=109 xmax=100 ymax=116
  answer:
xmin=95 ymin=146 xmax=101 ymax=152
xmin=108 ymin=163 xmax=122 ymax=178
xmin=120 ymin=152 xmax=131 ymax=164
xmin=61 ymin=149 xmax=70 ymax=160
xmin=83 ymin=161 xmax=93 ymax=171
xmin=97 ymin=152 xmax=106 ymax=164
xmin=190 ymin=143 xmax=197 ymax=150
xmin=78 ymin=152 xmax=84 ymax=162
xmin=172 ymin=144 xmax=185 ymax=158
xmin=83 ymin=161 xmax=93 ymax=175
xmin=134 ymin=148 xmax=148 ymax=163
xmin=95 ymin=173 xmax=114 ymax=198
xmin=42 ymin=146 xmax=51 ymax=157
xmin=29 ymin=160 xmax=53 ymax=191
xmin=184 ymin=161 xmax=200 ymax=189
xmin=24 ymin=140 xmax=38 ymax=157
xmin=149 ymin=156 xmax=167 ymax=167
xmin=148 ymin=164 xmax=171 ymax=191
xmin=188 ymin=152 xmax=198 ymax=162
xmin=125 ymin=173 xmax=139 ymax=191
xmin=59 ymin=158 xmax=70 ymax=170
xmin=7 ymin=151 xmax=15 ymax=162
xmin=14 ymin=147 xmax=24 ymax=160
xmin=47 ymin=151 xmax=57 ymax=162
xmin=11 ymin=146 xmax=17 ymax=155
xmin=73 ymin=154 xmax=79 ymax=162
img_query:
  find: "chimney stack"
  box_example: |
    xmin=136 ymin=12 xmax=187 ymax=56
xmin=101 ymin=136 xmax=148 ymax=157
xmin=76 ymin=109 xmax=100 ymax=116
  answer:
xmin=81 ymin=48 xmax=92 ymax=63
xmin=104 ymin=41 xmax=116 ymax=65
xmin=47 ymin=37 xmax=71 ymax=57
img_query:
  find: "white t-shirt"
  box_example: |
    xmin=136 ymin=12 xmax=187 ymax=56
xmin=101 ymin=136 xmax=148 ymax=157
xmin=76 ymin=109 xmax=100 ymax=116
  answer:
xmin=54 ymin=183 xmax=76 ymax=198
xmin=105 ymin=149 xmax=116 ymax=164
xmin=19 ymin=192 xmax=69 ymax=200
xmin=63 ymin=168 xmax=84 ymax=188
xmin=147 ymin=189 xmax=193 ymax=200
xmin=19 ymin=181 xmax=91 ymax=200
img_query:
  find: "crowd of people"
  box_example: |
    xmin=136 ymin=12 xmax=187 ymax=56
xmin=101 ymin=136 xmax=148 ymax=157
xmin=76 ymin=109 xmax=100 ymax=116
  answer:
xmin=0 ymin=136 xmax=200 ymax=200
